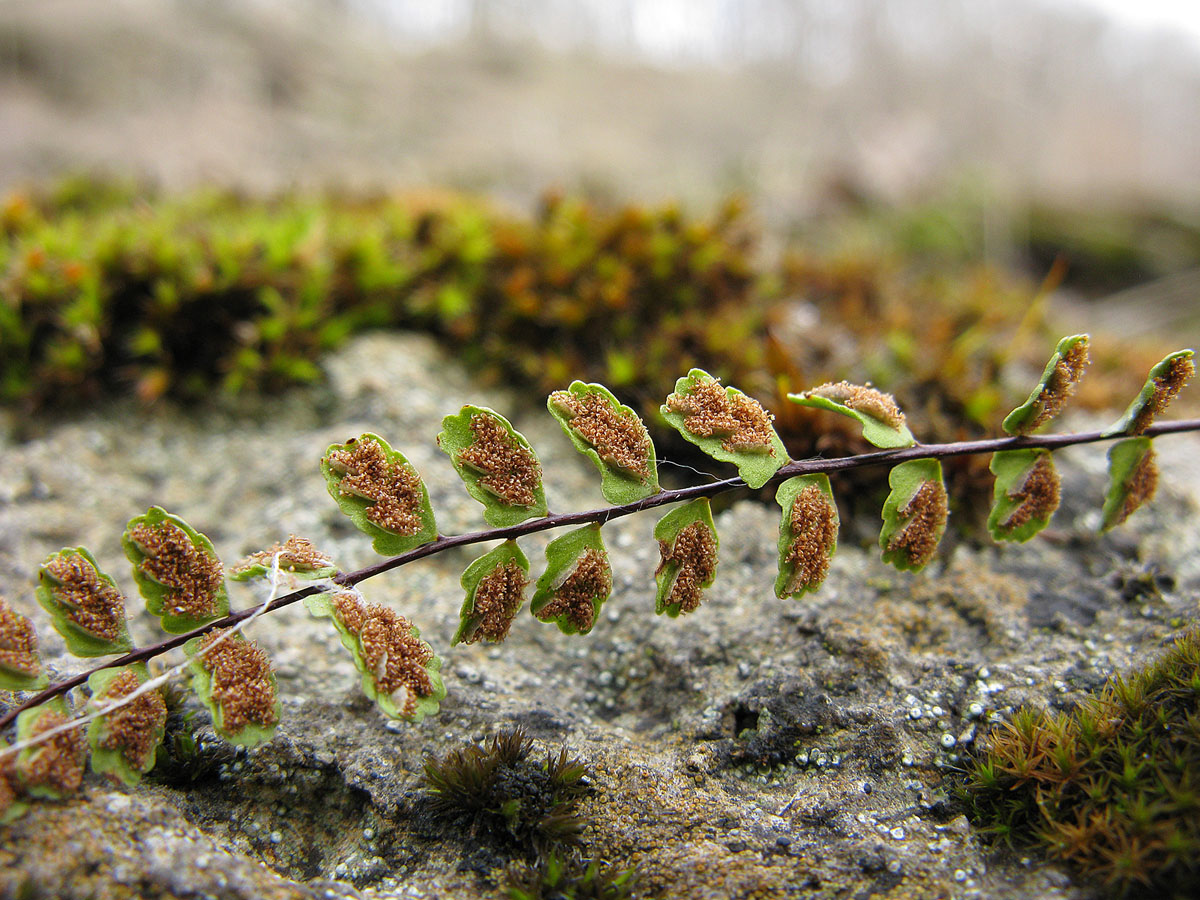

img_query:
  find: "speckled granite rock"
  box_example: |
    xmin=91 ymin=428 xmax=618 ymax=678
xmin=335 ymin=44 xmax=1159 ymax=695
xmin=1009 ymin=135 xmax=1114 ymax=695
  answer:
xmin=2 ymin=332 xmax=1198 ymax=900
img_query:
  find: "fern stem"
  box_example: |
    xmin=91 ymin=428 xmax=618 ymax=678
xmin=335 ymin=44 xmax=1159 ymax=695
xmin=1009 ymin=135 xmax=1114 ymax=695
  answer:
xmin=4 ymin=417 xmax=1199 ymax=732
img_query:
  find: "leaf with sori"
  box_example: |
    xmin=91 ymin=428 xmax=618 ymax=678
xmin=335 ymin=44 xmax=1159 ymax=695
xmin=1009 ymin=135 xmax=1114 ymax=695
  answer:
xmin=653 ymin=498 xmax=719 ymax=617
xmin=1 ymin=738 xmax=30 ymax=824
xmin=304 ymin=590 xmax=445 ymax=722
xmin=320 ymin=432 xmax=438 ymax=556
xmin=454 ymin=540 xmax=529 ymax=645
xmin=36 ymin=547 xmax=133 ymax=657
xmin=1103 ymin=349 xmax=1194 ymax=437
xmin=0 ymin=597 xmax=48 ymax=692
xmin=229 ymin=535 xmax=337 ymax=583
xmin=437 ymin=405 xmax=547 ymax=527
xmin=14 ymin=696 xmax=86 ymax=801
xmin=122 ymin=507 xmax=229 ymax=634
xmin=1101 ymin=437 xmax=1159 ymax=532
xmin=531 ymin=523 xmax=611 ymax=636
xmin=775 ymin=474 xmax=839 ymax=599
xmin=661 ymin=368 xmax=787 ymax=489
xmin=548 ymin=381 xmax=660 ymax=504
xmin=879 ymin=459 xmax=948 ymax=572
xmin=86 ymin=663 xmax=167 ymax=786
xmin=184 ymin=629 xmax=281 ymax=747
xmin=1002 ymin=334 xmax=1090 ymax=436
xmin=987 ymin=449 xmax=1061 ymax=542
xmin=788 ymin=382 xmax=915 ymax=449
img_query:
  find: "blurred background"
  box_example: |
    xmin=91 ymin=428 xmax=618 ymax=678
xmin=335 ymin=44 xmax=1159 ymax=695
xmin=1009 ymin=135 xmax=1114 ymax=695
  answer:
xmin=1 ymin=0 xmax=1198 ymax=473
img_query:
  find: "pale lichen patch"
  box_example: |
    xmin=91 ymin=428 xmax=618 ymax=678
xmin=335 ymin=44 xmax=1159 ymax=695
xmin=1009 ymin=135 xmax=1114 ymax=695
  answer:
xmin=456 ymin=413 xmax=542 ymax=508
xmin=41 ymin=553 xmax=126 ymax=642
xmin=538 ymin=549 xmax=611 ymax=633
xmin=325 ymin=438 xmax=425 ymax=535
xmin=197 ymin=629 xmax=279 ymax=734
xmin=331 ymin=593 xmax=435 ymax=717
xmin=656 ymin=522 xmax=718 ymax=614
xmin=665 ymin=375 xmax=775 ymax=453
xmin=550 ymin=389 xmax=652 ymax=478
xmin=785 ymin=486 xmax=838 ymax=595
xmin=129 ymin=520 xmax=224 ymax=619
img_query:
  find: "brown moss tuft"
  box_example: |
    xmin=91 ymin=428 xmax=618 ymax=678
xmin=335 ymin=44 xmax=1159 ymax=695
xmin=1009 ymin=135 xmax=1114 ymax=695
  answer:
xmin=0 ymin=751 xmax=18 ymax=817
xmin=331 ymin=592 xmax=435 ymax=717
xmin=1002 ymin=454 xmax=1061 ymax=530
xmin=197 ymin=629 xmax=279 ymax=733
xmin=785 ymin=486 xmax=838 ymax=594
xmin=807 ymin=381 xmax=906 ymax=428
xmin=42 ymin=553 xmax=126 ymax=642
xmin=456 ymin=413 xmax=542 ymax=507
xmin=231 ymin=534 xmax=334 ymax=576
xmin=326 ymin=438 xmax=425 ymax=535
xmin=550 ymin=390 xmax=652 ymax=478
xmin=888 ymin=480 xmax=948 ymax=568
xmin=18 ymin=708 xmax=86 ymax=796
xmin=95 ymin=670 xmax=167 ymax=770
xmin=1029 ymin=338 xmax=1091 ymax=432
xmin=0 ymin=597 xmax=42 ymax=678
xmin=467 ymin=561 xmax=527 ymax=643
xmin=656 ymin=522 xmax=718 ymax=614
xmin=538 ymin=549 xmax=611 ymax=633
xmin=665 ymin=376 xmax=775 ymax=453
xmin=129 ymin=520 xmax=224 ymax=619
xmin=1131 ymin=355 xmax=1195 ymax=435
xmin=1111 ymin=446 xmax=1159 ymax=529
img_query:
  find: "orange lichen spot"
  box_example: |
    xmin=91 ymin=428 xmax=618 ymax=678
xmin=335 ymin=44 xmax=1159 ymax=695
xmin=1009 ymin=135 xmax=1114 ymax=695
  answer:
xmin=665 ymin=376 xmax=775 ymax=453
xmin=807 ymin=381 xmax=906 ymax=428
xmin=888 ymin=480 xmax=948 ymax=568
xmin=538 ymin=549 xmax=611 ymax=633
xmin=42 ymin=554 xmax=126 ymax=642
xmin=197 ymin=629 xmax=279 ymax=733
xmin=1029 ymin=338 xmax=1091 ymax=432
xmin=232 ymin=535 xmax=334 ymax=576
xmin=656 ymin=522 xmax=718 ymax=614
xmin=467 ymin=561 xmax=527 ymax=643
xmin=1111 ymin=447 xmax=1159 ymax=529
xmin=95 ymin=670 xmax=167 ymax=770
xmin=331 ymin=593 xmax=435 ymax=717
xmin=18 ymin=709 xmax=86 ymax=796
xmin=550 ymin=390 xmax=652 ymax=478
xmin=1002 ymin=454 xmax=1061 ymax=530
xmin=456 ymin=414 xmax=542 ymax=508
xmin=0 ymin=597 xmax=42 ymax=678
xmin=129 ymin=520 xmax=224 ymax=619
xmin=326 ymin=438 xmax=425 ymax=535
xmin=785 ymin=486 xmax=838 ymax=594
xmin=1131 ymin=355 xmax=1194 ymax=435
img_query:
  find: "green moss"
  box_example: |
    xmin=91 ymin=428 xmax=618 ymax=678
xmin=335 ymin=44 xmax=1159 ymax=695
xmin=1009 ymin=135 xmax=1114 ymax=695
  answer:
xmin=963 ymin=628 xmax=1200 ymax=896
xmin=422 ymin=727 xmax=591 ymax=856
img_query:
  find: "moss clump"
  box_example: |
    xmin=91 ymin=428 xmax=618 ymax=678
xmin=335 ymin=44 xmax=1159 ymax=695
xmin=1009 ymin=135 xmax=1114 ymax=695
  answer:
xmin=964 ymin=628 xmax=1200 ymax=897
xmin=422 ymin=727 xmax=591 ymax=856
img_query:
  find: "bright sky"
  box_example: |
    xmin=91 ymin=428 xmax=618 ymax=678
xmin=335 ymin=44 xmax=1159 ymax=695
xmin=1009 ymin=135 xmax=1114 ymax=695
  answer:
xmin=1076 ymin=0 xmax=1200 ymax=47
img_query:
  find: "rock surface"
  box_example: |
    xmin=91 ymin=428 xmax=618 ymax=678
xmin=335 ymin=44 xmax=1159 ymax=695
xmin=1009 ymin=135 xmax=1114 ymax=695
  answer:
xmin=2 ymin=332 xmax=1198 ymax=899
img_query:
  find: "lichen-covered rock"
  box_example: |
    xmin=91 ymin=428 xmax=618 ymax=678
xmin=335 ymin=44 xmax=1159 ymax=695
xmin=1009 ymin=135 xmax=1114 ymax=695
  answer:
xmin=2 ymin=333 xmax=1198 ymax=899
